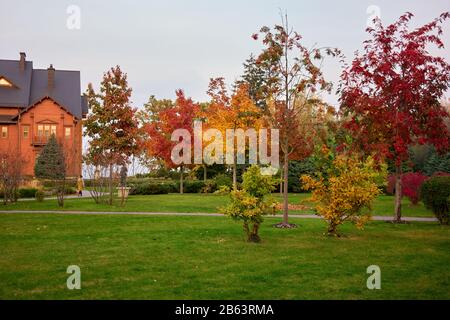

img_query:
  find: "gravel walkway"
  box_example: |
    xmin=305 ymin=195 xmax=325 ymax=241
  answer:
xmin=0 ymin=210 xmax=438 ymax=222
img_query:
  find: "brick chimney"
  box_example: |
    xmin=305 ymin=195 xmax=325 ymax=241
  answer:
xmin=19 ymin=52 xmax=26 ymax=72
xmin=48 ymin=64 xmax=55 ymax=90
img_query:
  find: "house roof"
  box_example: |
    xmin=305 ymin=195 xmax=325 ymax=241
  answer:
xmin=0 ymin=55 xmax=87 ymax=119
xmin=0 ymin=59 xmax=33 ymax=108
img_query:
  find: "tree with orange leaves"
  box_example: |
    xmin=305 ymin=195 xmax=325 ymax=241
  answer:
xmin=203 ymin=78 xmax=262 ymax=189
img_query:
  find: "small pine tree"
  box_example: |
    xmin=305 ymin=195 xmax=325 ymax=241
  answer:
xmin=34 ymin=134 xmax=66 ymax=207
xmin=237 ymin=54 xmax=269 ymax=110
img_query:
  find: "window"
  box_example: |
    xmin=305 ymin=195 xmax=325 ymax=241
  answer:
xmin=65 ymin=127 xmax=71 ymax=139
xmin=37 ymin=124 xmax=57 ymax=137
xmin=23 ymin=126 xmax=29 ymax=138
xmin=1 ymin=126 xmax=7 ymax=138
xmin=0 ymin=77 xmax=13 ymax=87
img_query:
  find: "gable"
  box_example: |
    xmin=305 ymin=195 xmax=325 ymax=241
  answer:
xmin=36 ymin=119 xmax=59 ymax=124
xmin=15 ymin=96 xmax=76 ymax=120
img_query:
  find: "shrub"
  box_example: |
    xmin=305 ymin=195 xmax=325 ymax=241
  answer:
xmin=301 ymin=155 xmax=387 ymax=236
xmin=402 ymin=172 xmax=428 ymax=205
xmin=18 ymin=188 xmax=38 ymax=198
xmin=183 ymin=180 xmax=205 ymax=193
xmin=201 ymin=180 xmax=217 ymax=193
xmin=420 ymin=176 xmax=450 ymax=225
xmin=213 ymin=174 xmax=232 ymax=189
xmin=35 ymin=190 xmax=45 ymax=202
xmin=214 ymin=185 xmax=231 ymax=195
xmin=386 ymin=172 xmax=428 ymax=205
xmin=220 ymin=166 xmax=277 ymax=243
xmin=130 ymin=182 xmax=173 ymax=195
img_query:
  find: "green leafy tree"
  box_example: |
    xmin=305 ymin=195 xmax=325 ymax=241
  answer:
xmin=220 ymin=165 xmax=277 ymax=243
xmin=34 ymin=135 xmax=66 ymax=207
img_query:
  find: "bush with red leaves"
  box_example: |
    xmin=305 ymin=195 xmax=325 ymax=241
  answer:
xmin=386 ymin=172 xmax=429 ymax=205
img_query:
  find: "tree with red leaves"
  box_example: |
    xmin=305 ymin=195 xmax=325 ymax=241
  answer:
xmin=340 ymin=12 xmax=450 ymax=222
xmin=144 ymin=90 xmax=199 ymax=194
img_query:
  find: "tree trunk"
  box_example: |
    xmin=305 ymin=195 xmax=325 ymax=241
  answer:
xmin=57 ymin=179 xmax=65 ymax=207
xmin=243 ymin=221 xmax=249 ymax=237
xmin=282 ymin=139 xmax=289 ymax=225
xmin=180 ymin=165 xmax=184 ymax=194
xmin=279 ymin=167 xmax=283 ymax=195
xmin=394 ymin=164 xmax=402 ymax=223
xmin=249 ymin=223 xmax=261 ymax=243
xmin=244 ymin=222 xmax=261 ymax=243
xmin=232 ymin=155 xmax=237 ymax=190
xmin=109 ymin=163 xmax=113 ymax=205
xmin=327 ymin=221 xmax=339 ymax=237
xmin=203 ymin=165 xmax=207 ymax=182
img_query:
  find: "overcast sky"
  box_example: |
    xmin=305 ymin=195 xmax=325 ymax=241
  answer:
xmin=1 ymin=0 xmax=449 ymax=109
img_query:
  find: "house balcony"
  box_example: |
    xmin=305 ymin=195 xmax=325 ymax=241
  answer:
xmin=33 ymin=135 xmax=49 ymax=146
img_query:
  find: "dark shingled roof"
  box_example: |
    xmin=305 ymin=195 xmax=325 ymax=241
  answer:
xmin=0 ymin=56 xmax=87 ymax=119
xmin=0 ymin=59 xmax=33 ymax=108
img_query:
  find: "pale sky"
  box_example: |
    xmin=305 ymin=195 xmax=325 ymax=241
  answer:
xmin=1 ymin=0 xmax=449 ymax=109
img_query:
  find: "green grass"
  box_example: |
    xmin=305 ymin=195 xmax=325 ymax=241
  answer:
xmin=0 ymin=213 xmax=448 ymax=299
xmin=0 ymin=193 xmax=434 ymax=217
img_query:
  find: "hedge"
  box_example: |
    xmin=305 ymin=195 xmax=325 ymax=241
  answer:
xmin=0 ymin=188 xmax=38 ymax=199
xmin=19 ymin=188 xmax=39 ymax=198
xmin=130 ymin=182 xmax=175 ymax=195
xmin=129 ymin=180 xmax=213 ymax=195
xmin=420 ymin=176 xmax=450 ymax=225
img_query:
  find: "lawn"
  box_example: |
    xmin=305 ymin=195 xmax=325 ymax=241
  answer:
xmin=0 ymin=193 xmax=434 ymax=217
xmin=0 ymin=213 xmax=448 ymax=299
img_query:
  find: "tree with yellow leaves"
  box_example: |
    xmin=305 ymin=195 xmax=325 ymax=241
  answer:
xmin=301 ymin=152 xmax=387 ymax=236
xmin=203 ymin=78 xmax=262 ymax=189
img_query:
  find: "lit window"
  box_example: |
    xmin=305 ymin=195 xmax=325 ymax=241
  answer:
xmin=1 ymin=127 xmax=7 ymax=138
xmin=50 ymin=125 xmax=57 ymax=136
xmin=37 ymin=125 xmax=43 ymax=136
xmin=0 ymin=77 xmax=13 ymax=87
xmin=65 ymin=127 xmax=71 ymax=139
xmin=23 ymin=126 xmax=29 ymax=138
